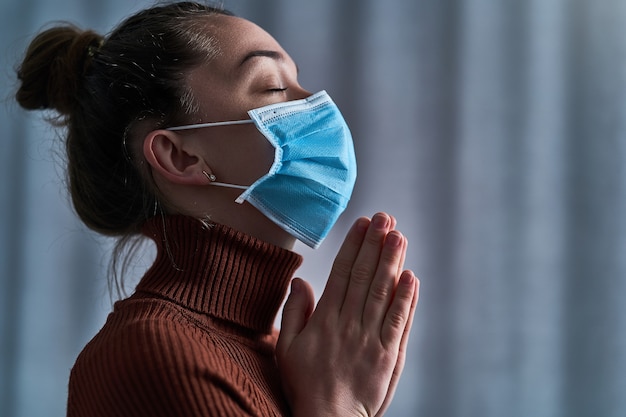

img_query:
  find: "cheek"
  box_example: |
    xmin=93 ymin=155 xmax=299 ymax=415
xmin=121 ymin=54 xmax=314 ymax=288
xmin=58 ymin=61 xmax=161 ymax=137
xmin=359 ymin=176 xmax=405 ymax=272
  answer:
xmin=208 ymin=125 xmax=275 ymax=185
xmin=236 ymin=129 xmax=275 ymax=182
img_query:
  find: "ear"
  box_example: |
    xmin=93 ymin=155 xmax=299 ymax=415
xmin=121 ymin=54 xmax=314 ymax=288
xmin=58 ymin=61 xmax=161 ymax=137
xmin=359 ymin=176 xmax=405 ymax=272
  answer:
xmin=142 ymin=130 xmax=208 ymax=185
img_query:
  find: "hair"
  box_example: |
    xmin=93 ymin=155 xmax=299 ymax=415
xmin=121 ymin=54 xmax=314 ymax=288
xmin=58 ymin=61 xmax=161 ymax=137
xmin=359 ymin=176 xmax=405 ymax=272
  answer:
xmin=15 ymin=1 xmax=233 ymax=295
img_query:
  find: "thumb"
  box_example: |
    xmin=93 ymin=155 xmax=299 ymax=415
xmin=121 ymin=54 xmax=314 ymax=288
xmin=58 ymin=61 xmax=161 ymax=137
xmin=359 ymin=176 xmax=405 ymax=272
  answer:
xmin=277 ymin=278 xmax=314 ymax=353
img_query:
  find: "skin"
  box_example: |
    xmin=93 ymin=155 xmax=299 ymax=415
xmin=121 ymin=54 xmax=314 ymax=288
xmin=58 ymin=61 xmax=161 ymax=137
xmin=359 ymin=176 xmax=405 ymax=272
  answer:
xmin=142 ymin=14 xmax=420 ymax=417
xmin=143 ymin=14 xmax=308 ymax=248
xmin=278 ymin=214 xmax=419 ymax=417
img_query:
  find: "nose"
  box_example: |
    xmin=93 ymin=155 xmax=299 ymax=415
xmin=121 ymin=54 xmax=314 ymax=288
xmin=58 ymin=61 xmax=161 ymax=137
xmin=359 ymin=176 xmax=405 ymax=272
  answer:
xmin=289 ymin=85 xmax=312 ymax=100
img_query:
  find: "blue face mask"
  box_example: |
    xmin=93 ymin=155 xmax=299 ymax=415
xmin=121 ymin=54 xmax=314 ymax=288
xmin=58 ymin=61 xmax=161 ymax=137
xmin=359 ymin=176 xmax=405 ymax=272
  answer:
xmin=167 ymin=90 xmax=357 ymax=249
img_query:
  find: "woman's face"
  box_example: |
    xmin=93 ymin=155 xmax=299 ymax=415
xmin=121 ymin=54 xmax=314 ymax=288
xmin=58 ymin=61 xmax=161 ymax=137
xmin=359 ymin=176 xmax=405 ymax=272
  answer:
xmin=183 ymin=15 xmax=311 ymax=189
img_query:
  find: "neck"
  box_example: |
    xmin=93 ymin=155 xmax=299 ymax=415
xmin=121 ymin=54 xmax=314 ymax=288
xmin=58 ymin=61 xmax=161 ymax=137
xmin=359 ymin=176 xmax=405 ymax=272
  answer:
xmin=138 ymin=215 xmax=302 ymax=333
xmin=182 ymin=194 xmax=296 ymax=250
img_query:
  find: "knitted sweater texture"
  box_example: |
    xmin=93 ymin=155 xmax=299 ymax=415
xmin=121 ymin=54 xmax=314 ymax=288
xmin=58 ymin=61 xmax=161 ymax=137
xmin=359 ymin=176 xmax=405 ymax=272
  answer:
xmin=67 ymin=215 xmax=303 ymax=417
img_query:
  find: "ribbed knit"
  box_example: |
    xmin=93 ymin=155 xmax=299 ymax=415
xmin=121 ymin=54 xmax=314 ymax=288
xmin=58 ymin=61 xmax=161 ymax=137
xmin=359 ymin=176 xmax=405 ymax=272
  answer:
xmin=67 ymin=215 xmax=303 ymax=417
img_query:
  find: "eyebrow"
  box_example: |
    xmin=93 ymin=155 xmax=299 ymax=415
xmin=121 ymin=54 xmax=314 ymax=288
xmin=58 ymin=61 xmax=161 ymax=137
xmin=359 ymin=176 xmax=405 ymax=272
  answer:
xmin=239 ymin=50 xmax=284 ymax=67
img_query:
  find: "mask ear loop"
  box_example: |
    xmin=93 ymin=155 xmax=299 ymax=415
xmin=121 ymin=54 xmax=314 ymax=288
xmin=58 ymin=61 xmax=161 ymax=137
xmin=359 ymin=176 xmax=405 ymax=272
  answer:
xmin=167 ymin=119 xmax=253 ymax=131
xmin=202 ymin=170 xmax=248 ymax=190
xmin=168 ymin=117 xmax=255 ymax=192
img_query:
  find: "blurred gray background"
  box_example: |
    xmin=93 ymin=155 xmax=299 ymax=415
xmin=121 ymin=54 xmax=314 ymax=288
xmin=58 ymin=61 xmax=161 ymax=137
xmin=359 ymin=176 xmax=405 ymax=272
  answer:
xmin=2 ymin=0 xmax=626 ymax=416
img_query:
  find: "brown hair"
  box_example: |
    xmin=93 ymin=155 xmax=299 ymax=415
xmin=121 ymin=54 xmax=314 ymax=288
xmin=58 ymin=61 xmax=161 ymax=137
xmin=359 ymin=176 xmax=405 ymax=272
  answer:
xmin=15 ymin=1 xmax=232 ymax=237
xmin=15 ymin=2 xmax=233 ymax=296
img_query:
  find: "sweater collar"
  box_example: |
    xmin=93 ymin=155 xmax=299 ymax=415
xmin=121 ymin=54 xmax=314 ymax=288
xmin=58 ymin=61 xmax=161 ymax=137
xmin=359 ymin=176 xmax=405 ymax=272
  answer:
xmin=136 ymin=215 xmax=302 ymax=334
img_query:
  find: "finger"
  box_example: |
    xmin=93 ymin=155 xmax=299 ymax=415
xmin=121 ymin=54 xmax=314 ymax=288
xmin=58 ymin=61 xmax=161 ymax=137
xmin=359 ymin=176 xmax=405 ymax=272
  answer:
xmin=386 ymin=219 xmax=407 ymax=293
xmin=396 ymin=234 xmax=408 ymax=285
xmin=399 ymin=271 xmax=420 ymax=363
xmin=387 ymin=215 xmax=406 ymax=281
xmin=277 ymin=278 xmax=315 ymax=356
xmin=339 ymin=212 xmax=393 ymax=321
xmin=315 ymin=216 xmax=370 ymax=313
xmin=396 ymin=274 xmax=419 ymax=361
xmin=380 ymin=270 xmax=417 ymax=349
xmin=379 ymin=274 xmax=419 ymax=415
xmin=362 ymin=230 xmax=406 ymax=328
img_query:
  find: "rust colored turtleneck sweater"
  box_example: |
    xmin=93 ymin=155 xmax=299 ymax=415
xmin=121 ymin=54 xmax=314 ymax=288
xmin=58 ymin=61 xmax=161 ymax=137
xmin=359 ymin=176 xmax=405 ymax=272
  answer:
xmin=67 ymin=215 xmax=303 ymax=417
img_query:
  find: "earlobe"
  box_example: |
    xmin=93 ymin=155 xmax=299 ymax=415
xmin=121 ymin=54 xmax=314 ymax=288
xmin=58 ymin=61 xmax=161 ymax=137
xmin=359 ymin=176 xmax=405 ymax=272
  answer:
xmin=142 ymin=130 xmax=207 ymax=185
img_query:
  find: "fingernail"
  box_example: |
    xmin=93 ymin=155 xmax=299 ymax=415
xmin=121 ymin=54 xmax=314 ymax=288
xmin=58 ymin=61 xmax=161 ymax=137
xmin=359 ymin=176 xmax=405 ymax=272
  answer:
xmin=291 ymin=279 xmax=301 ymax=293
xmin=400 ymin=271 xmax=415 ymax=286
xmin=386 ymin=231 xmax=402 ymax=247
xmin=372 ymin=213 xmax=389 ymax=229
xmin=354 ymin=217 xmax=369 ymax=234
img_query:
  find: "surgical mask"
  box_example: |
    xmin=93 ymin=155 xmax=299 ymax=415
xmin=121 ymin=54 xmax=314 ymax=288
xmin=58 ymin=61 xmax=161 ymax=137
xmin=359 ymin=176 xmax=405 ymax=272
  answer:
xmin=167 ymin=90 xmax=357 ymax=249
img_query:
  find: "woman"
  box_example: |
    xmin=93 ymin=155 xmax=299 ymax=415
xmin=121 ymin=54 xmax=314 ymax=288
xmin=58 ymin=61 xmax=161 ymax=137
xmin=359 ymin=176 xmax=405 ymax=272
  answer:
xmin=16 ymin=2 xmax=419 ymax=416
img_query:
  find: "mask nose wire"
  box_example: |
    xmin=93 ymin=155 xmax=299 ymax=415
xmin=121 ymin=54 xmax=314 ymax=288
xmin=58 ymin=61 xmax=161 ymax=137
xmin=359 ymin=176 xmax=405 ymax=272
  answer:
xmin=166 ymin=119 xmax=254 ymax=131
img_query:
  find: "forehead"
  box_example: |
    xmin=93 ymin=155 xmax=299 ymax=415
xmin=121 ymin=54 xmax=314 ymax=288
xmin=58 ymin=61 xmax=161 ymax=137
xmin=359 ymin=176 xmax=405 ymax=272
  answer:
xmin=205 ymin=15 xmax=287 ymax=66
xmin=183 ymin=14 xmax=297 ymax=115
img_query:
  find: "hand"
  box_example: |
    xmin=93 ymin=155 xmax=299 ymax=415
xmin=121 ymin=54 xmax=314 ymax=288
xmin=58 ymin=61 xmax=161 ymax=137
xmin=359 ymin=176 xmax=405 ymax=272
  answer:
xmin=277 ymin=212 xmax=420 ymax=417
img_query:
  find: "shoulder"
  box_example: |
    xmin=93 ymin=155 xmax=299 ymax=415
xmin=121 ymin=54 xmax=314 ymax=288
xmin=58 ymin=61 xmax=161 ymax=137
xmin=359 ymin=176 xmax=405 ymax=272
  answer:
xmin=75 ymin=297 xmax=232 ymax=379
xmin=68 ymin=298 xmax=255 ymax=416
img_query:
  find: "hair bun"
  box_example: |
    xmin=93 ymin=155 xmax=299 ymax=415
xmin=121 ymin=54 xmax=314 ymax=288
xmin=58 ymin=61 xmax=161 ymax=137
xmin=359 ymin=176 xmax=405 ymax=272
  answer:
xmin=16 ymin=25 xmax=104 ymax=115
